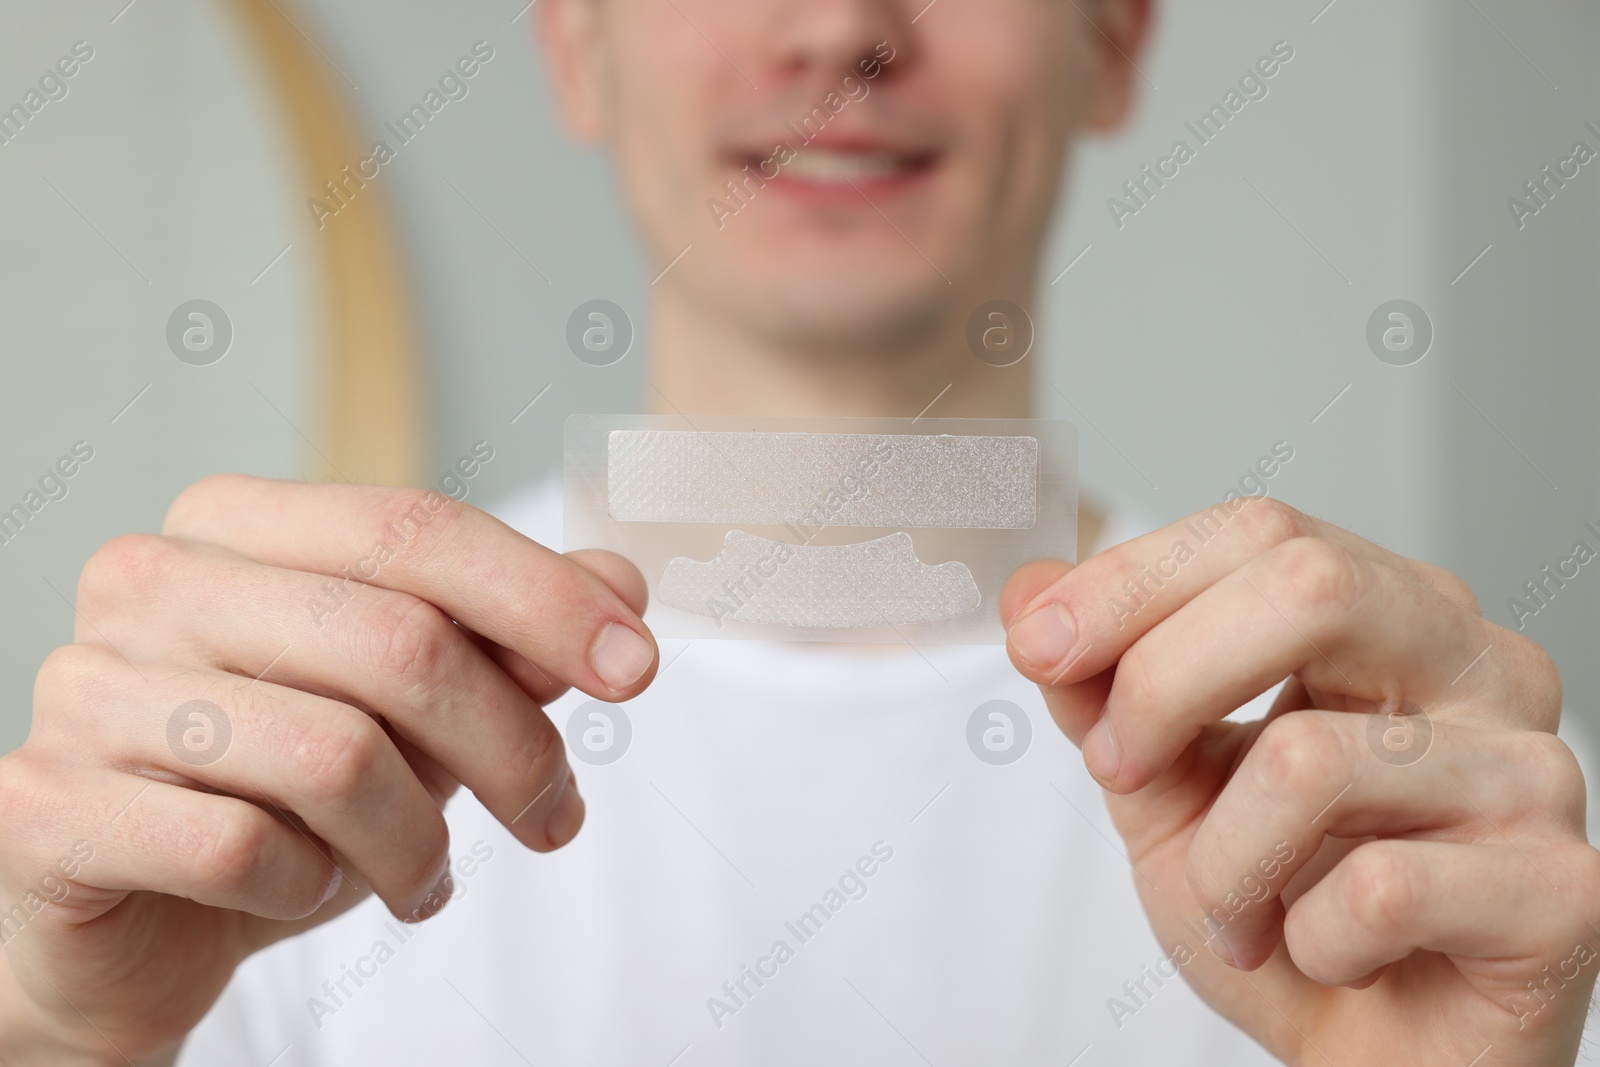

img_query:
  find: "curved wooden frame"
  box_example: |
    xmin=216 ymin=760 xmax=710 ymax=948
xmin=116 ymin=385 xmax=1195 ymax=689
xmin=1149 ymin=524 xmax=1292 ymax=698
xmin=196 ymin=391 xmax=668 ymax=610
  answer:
xmin=229 ymin=0 xmax=429 ymax=487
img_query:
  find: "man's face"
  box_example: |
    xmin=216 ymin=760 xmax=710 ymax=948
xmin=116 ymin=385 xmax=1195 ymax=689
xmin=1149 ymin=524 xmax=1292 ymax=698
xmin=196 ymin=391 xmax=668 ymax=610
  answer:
xmin=544 ymin=0 xmax=1143 ymax=354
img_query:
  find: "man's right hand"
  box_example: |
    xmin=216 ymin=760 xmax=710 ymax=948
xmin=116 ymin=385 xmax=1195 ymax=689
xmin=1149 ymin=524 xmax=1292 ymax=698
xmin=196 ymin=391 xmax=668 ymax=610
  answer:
xmin=0 ymin=475 xmax=658 ymax=1065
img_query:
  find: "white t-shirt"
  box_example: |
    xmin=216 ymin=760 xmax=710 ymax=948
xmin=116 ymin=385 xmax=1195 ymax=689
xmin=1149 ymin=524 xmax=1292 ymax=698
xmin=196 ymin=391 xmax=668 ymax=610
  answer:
xmin=175 ymin=481 xmax=1423 ymax=1066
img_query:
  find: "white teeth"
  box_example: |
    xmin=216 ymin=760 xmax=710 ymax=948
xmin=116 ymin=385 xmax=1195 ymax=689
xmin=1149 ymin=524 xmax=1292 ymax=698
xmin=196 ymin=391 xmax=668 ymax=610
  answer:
xmin=782 ymin=150 xmax=906 ymax=183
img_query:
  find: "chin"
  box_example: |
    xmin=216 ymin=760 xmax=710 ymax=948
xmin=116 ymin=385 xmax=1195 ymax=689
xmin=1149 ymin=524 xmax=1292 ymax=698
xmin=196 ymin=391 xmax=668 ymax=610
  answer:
xmin=698 ymin=237 xmax=943 ymax=326
xmin=733 ymin=276 xmax=951 ymax=357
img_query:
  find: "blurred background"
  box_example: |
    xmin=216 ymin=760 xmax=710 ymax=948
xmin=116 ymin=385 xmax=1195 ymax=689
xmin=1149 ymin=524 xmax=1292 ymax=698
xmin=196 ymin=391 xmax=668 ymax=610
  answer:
xmin=0 ymin=0 xmax=1595 ymax=755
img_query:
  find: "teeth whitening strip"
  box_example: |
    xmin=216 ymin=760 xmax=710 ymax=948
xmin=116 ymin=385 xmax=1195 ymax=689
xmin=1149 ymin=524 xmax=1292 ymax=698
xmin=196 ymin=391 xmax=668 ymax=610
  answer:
xmin=659 ymin=530 xmax=983 ymax=628
xmin=607 ymin=431 xmax=1038 ymax=529
xmin=565 ymin=415 xmax=1076 ymax=644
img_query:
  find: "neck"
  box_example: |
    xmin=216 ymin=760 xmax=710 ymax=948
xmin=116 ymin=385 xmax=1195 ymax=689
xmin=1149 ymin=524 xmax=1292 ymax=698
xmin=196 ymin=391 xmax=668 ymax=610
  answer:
xmin=647 ymin=287 xmax=1037 ymax=420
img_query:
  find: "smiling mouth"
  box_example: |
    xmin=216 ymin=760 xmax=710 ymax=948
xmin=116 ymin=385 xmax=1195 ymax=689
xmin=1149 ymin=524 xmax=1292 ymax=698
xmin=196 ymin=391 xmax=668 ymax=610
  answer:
xmin=730 ymin=145 xmax=940 ymax=194
xmin=778 ymin=148 xmax=936 ymax=184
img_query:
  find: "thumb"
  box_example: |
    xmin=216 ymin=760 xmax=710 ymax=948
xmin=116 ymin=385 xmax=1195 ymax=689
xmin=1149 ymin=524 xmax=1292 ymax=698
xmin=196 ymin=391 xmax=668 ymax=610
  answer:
xmin=1001 ymin=559 xmax=1112 ymax=749
xmin=999 ymin=558 xmax=1074 ymax=629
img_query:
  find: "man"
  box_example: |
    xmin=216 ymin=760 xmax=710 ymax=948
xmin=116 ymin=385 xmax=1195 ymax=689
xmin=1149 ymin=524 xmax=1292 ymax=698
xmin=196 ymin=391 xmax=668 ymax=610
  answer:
xmin=1 ymin=1 xmax=1595 ymax=1064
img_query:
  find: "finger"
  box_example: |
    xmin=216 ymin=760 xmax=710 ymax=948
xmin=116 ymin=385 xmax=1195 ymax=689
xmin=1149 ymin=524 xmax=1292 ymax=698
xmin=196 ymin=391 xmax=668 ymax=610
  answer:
xmin=464 ymin=550 xmax=651 ymax=706
xmin=156 ymin=477 xmax=658 ymax=699
xmin=1000 ymin=559 xmax=1073 ymax=630
xmin=1005 ymin=497 xmax=1478 ymax=689
xmin=1262 ymin=675 xmax=1312 ymax=723
xmin=463 ymin=548 xmax=653 ymax=708
xmin=34 ymin=647 xmax=454 ymax=921
xmin=1000 ymin=561 xmax=1117 ymax=743
xmin=1034 ymin=667 xmax=1118 ymax=748
xmin=1085 ymin=537 xmax=1520 ymax=791
xmin=86 ymin=544 xmax=582 ymax=852
xmin=468 ymin=634 xmax=568 ymax=708
xmin=0 ymin=756 xmax=339 ymax=923
xmin=1186 ymin=712 xmax=1588 ymax=969
xmin=1282 ymin=838 xmax=1600 ymax=987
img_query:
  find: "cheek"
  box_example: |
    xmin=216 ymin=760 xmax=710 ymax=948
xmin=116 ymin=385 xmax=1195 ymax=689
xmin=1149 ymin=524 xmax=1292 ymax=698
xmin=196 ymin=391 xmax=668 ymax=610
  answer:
xmin=607 ymin=22 xmax=729 ymax=241
xmin=937 ymin=38 xmax=1083 ymax=235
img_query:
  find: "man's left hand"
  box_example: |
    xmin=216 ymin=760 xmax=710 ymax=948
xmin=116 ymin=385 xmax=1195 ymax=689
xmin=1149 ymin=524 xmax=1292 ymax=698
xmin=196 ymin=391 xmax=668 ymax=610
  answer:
xmin=1004 ymin=496 xmax=1600 ymax=1066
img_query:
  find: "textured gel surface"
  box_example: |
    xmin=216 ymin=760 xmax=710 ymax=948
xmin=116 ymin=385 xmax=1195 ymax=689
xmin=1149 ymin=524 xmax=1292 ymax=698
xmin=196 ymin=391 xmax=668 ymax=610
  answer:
xmin=607 ymin=430 xmax=1038 ymax=529
xmin=567 ymin=414 xmax=1076 ymax=643
xmin=659 ymin=530 xmax=982 ymax=628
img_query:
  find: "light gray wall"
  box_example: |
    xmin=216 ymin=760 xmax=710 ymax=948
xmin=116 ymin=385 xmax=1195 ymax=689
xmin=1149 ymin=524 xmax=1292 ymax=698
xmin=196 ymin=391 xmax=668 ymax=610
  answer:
xmin=0 ymin=0 xmax=1594 ymax=751
xmin=288 ymin=0 xmax=648 ymax=509
xmin=1434 ymin=3 xmax=1600 ymax=738
xmin=0 ymin=0 xmax=314 ymax=753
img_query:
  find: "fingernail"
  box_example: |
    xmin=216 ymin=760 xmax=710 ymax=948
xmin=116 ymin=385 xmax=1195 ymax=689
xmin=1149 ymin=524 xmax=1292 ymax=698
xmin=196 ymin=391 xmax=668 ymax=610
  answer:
xmin=1208 ymin=929 xmax=1240 ymax=968
xmin=545 ymin=778 xmax=585 ymax=849
xmin=404 ymin=863 xmax=455 ymax=923
xmin=316 ymin=868 xmax=343 ymax=909
xmin=1345 ymin=966 xmax=1385 ymax=990
xmin=1008 ymin=602 xmax=1076 ymax=673
xmin=1083 ymin=720 xmax=1121 ymax=786
xmin=590 ymin=622 xmax=654 ymax=691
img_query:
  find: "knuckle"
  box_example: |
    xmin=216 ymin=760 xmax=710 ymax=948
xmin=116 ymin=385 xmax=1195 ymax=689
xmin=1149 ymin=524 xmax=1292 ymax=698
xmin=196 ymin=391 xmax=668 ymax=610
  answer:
xmin=1562 ymin=846 xmax=1600 ymax=917
xmin=1504 ymin=632 xmax=1564 ymax=726
xmin=1340 ymin=842 xmax=1422 ymax=944
xmin=1264 ymin=537 xmax=1365 ymax=617
xmin=1517 ymin=732 xmax=1587 ymax=827
xmin=0 ymin=759 xmax=84 ymax=887
xmin=1227 ymin=496 xmax=1307 ymax=553
xmin=500 ymin=549 xmax=625 ymax=641
xmin=1412 ymin=560 xmax=1481 ymax=615
xmin=192 ymin=805 xmax=272 ymax=896
xmin=286 ymin=714 xmax=387 ymax=805
xmin=368 ymin=487 xmax=463 ymax=566
xmin=365 ymin=595 xmax=458 ymax=696
xmin=502 ymin=563 xmax=587 ymax=634
xmin=78 ymin=533 xmax=175 ymax=604
xmin=1250 ymin=712 xmax=1350 ymax=806
xmin=0 ymin=753 xmax=46 ymax=829
xmin=32 ymin=643 xmax=114 ymax=713
xmin=163 ymin=473 xmax=258 ymax=534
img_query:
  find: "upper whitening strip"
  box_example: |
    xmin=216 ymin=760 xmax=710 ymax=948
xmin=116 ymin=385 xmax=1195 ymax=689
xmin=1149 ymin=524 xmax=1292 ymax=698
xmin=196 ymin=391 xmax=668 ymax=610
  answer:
xmin=606 ymin=430 xmax=1038 ymax=529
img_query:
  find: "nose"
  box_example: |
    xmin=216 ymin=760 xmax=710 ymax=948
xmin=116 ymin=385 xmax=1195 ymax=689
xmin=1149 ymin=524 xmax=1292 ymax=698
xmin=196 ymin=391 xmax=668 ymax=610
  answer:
xmin=763 ymin=0 xmax=911 ymax=82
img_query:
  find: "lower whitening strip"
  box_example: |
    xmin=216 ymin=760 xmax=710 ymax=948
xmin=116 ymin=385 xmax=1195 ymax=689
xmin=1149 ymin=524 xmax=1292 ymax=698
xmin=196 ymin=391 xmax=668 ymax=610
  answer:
xmin=659 ymin=530 xmax=982 ymax=628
